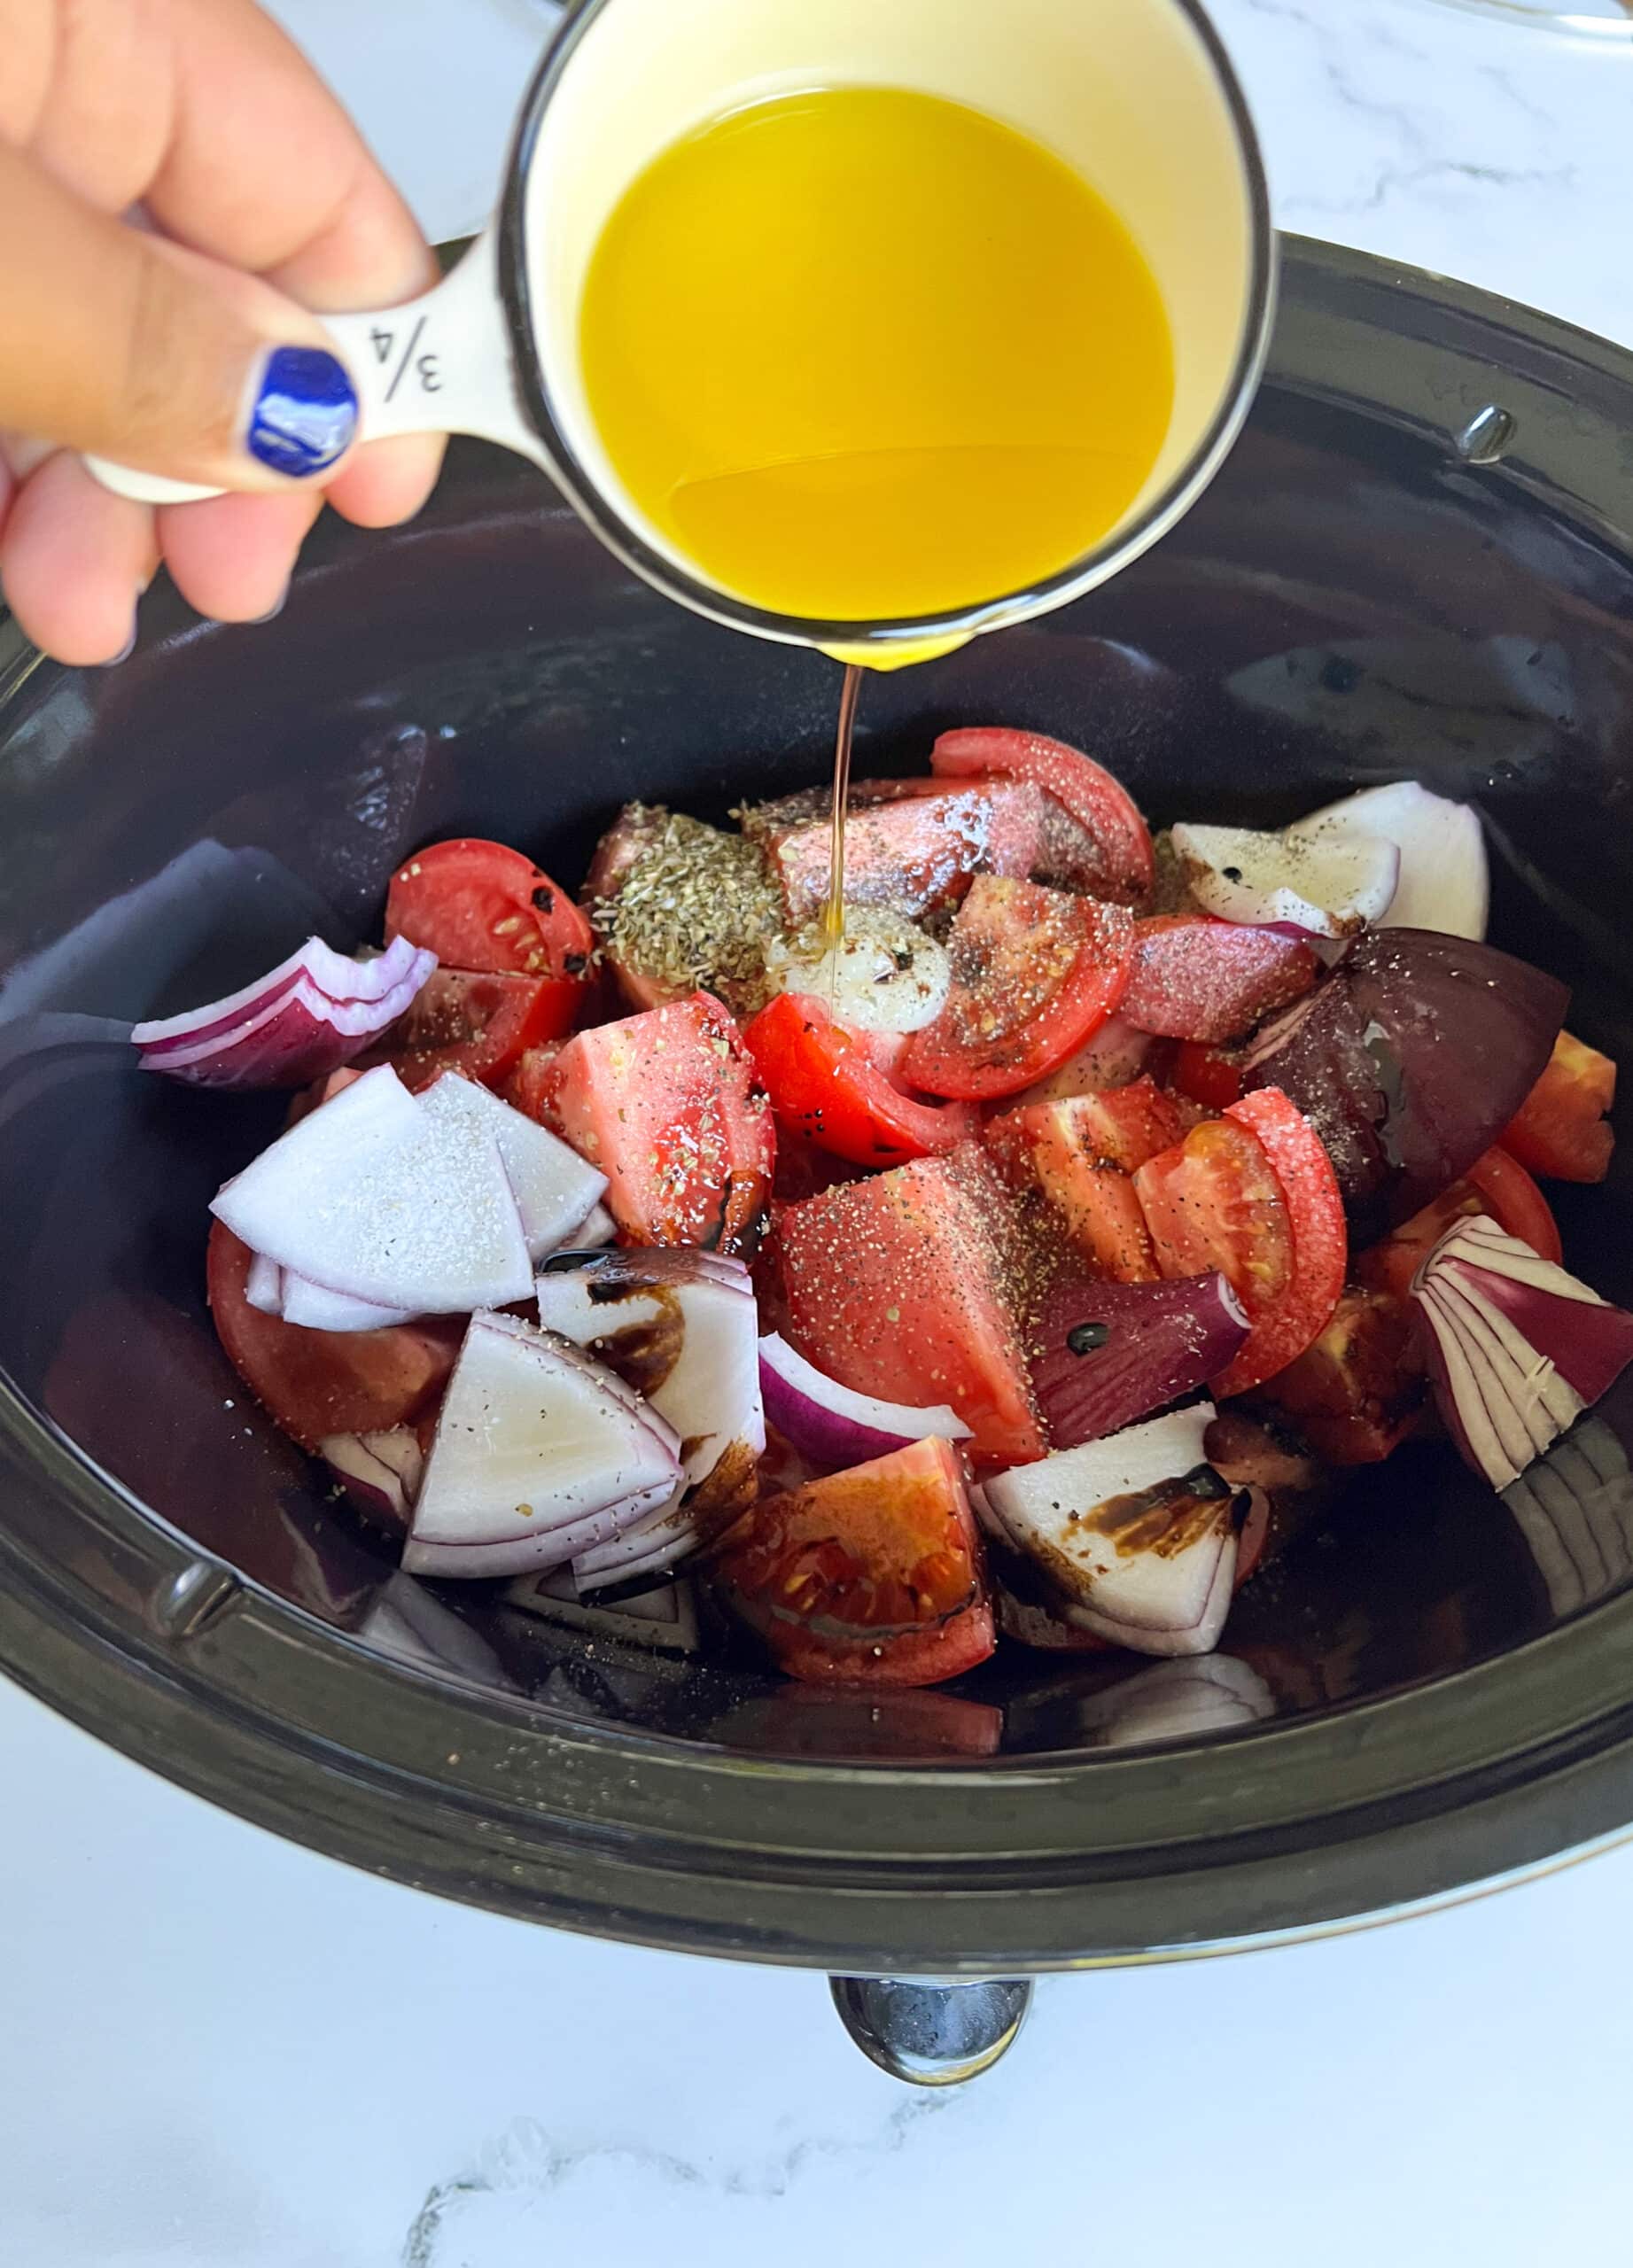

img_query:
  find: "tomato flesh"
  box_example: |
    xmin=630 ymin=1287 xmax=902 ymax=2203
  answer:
xmin=498 ymin=1043 xmax=566 ymax=1129
xmin=1256 ymin=1285 xmax=1425 ymax=1464
xmin=386 ymin=837 xmax=594 ymax=980
xmin=904 ymin=876 xmax=1133 ymax=1101
xmin=714 ymin=1436 xmax=993 ymax=1688
xmin=547 ymin=990 xmax=774 ymax=1257
xmin=1122 ymin=916 xmax=1318 ymax=1044
xmin=206 ymin=1223 xmax=460 ymax=1452
xmin=774 ymin=1148 xmax=1044 ymax=1467
xmin=756 ymin=781 xmax=1046 ymax=927
xmin=1502 ymin=1029 xmax=1616 ymax=1184
xmin=1135 ymin=1116 xmax=1295 ymax=1314
xmin=384 ymin=967 xmax=580 ymax=1090
xmin=987 ymin=1080 xmax=1184 ymax=1282
xmin=1173 ymin=1039 xmax=1244 ymax=1112
xmin=744 ymin=991 xmax=977 ymax=1166
xmin=1217 ymin=1089 xmax=1348 ymax=1396
xmin=1357 ymin=1143 xmax=1561 ymax=1299
xmin=930 ymin=726 xmax=1154 ymax=902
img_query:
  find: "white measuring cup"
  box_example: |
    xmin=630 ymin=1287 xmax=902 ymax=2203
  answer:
xmin=92 ymin=0 xmax=1274 ymax=665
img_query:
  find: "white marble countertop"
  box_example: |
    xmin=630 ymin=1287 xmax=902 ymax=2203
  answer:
xmin=8 ymin=3 xmax=1633 ymax=2262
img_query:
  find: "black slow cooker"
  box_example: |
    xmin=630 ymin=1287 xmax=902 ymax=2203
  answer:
xmin=4 ymin=240 xmax=1633 ymax=2073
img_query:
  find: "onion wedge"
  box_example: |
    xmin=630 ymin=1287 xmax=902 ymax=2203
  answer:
xmin=984 ymin=1405 xmax=1241 ymax=1656
xmin=1288 ymin=781 xmax=1488 ymax=940
xmin=133 ymin=933 xmax=436 ymax=1089
xmin=1171 ymin=820 xmax=1399 ymax=938
xmin=1411 ymin=1215 xmax=1633 ymax=1489
xmin=402 ymin=1311 xmax=681 ymax=1579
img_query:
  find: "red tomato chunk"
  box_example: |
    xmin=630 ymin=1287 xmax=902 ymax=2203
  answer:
xmin=714 ymin=1435 xmax=994 ymax=1688
xmin=548 ymin=990 xmax=774 ymax=1257
xmin=1122 ymin=916 xmax=1318 ymax=1044
xmin=775 ymin=1148 xmax=1044 ymax=1467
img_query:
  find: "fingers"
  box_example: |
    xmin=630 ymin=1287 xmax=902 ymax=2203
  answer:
xmin=0 ymin=143 xmax=362 ymax=491
xmin=0 ymin=449 xmax=158 ymax=664
xmin=153 ymin=0 xmax=447 ymax=527
xmin=157 ymin=487 xmax=324 ymax=624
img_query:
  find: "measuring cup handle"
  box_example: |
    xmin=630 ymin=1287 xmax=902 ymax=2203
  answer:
xmin=85 ymin=229 xmax=543 ymax=508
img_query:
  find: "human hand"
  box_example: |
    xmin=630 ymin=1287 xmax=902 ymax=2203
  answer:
xmin=0 ymin=0 xmax=446 ymax=664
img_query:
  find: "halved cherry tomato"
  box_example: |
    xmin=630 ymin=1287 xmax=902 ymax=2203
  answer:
xmin=548 ymin=990 xmax=774 ymax=1257
xmin=1173 ymin=1039 xmax=1244 ymax=1112
xmin=744 ymin=991 xmax=977 ymax=1166
xmin=712 ymin=1436 xmax=994 ymax=1687
xmin=385 ymin=837 xmax=594 ymax=983
xmin=206 ymin=1223 xmax=460 ymax=1453
xmin=1121 ymin=916 xmax=1317 ymax=1044
xmin=383 ymin=967 xmax=579 ymax=1090
xmin=930 ymin=726 xmax=1155 ymax=903
xmin=1256 ymin=1285 xmax=1426 ymax=1464
xmin=903 ymin=876 xmax=1134 ymax=1101
xmin=1502 ymin=1029 xmax=1616 ymax=1184
xmin=1215 ymin=1088 xmax=1348 ymax=1397
xmin=775 ymin=1149 xmax=1044 ymax=1467
xmin=1357 ymin=1143 xmax=1561 ymax=1299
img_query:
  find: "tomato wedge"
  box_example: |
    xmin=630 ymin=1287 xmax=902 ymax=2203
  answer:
xmin=903 ymin=876 xmax=1134 ymax=1101
xmin=1357 ymin=1144 xmax=1561 ymax=1299
xmin=1135 ymin=1116 xmax=1295 ymax=1313
xmin=774 ymin=1149 xmax=1044 ymax=1466
xmin=712 ymin=1436 xmax=994 ymax=1687
xmin=385 ymin=837 xmax=594 ymax=980
xmin=1502 ymin=1029 xmax=1616 ymax=1184
xmin=744 ymin=991 xmax=976 ymax=1166
xmin=985 ymin=1079 xmax=1185 ymax=1281
xmin=382 ymin=967 xmax=579 ymax=1090
xmin=548 ymin=990 xmax=774 ymax=1256
xmin=1257 ymin=1285 xmax=1425 ymax=1464
xmin=930 ymin=726 xmax=1154 ymax=902
xmin=753 ymin=781 xmax=1046 ymax=927
xmin=1134 ymin=1088 xmax=1346 ymax=1397
xmin=1217 ymin=1089 xmax=1347 ymax=1396
xmin=1121 ymin=916 xmax=1318 ymax=1044
xmin=1173 ymin=1039 xmax=1244 ymax=1112
xmin=206 ymin=1223 xmax=461 ymax=1452
xmin=498 ymin=1042 xmax=566 ymax=1128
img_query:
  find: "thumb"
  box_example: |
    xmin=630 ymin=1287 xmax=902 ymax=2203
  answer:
xmin=0 ymin=139 xmax=359 ymax=491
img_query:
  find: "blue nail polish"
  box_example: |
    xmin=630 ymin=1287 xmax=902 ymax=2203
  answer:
xmin=247 ymin=347 xmax=358 ymax=478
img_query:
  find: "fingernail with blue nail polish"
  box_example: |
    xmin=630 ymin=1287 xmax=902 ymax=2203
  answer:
xmin=248 ymin=347 xmax=358 ymax=479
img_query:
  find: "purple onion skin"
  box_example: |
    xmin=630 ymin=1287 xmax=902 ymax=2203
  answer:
xmin=1452 ymin=1264 xmax=1633 ymax=1407
xmin=1241 ymin=928 xmax=1567 ymax=1238
xmin=758 ymin=1356 xmax=918 ymax=1471
xmin=1030 ymin=1273 xmax=1247 ymax=1451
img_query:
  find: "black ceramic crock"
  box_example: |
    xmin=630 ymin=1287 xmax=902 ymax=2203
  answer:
xmin=5 ymin=239 xmax=1633 ymax=2017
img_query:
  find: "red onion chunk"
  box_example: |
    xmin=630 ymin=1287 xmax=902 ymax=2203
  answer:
xmin=1171 ymin=821 xmax=1399 ymax=937
xmin=134 ymin=934 xmax=435 ymax=1089
xmin=320 ymin=1425 xmax=425 ymax=1530
xmin=1411 ymin=1216 xmax=1633 ymax=1489
xmin=1030 ymin=1273 xmax=1248 ymax=1449
xmin=1289 ymin=781 xmax=1488 ymax=941
xmin=421 ymin=1072 xmax=606 ymax=1262
xmin=984 ymin=1405 xmax=1240 ymax=1654
xmin=212 ymin=1064 xmax=534 ymax=1314
xmin=403 ymin=1311 xmax=681 ymax=1579
xmin=757 ymin=1332 xmax=972 ymax=1472
xmin=280 ymin=1275 xmax=416 ymax=1332
xmin=1241 ymin=928 xmax=1567 ymax=1234
xmin=536 ymin=1251 xmax=764 ymax=1495
xmin=505 ymin=1567 xmax=703 ymax=1652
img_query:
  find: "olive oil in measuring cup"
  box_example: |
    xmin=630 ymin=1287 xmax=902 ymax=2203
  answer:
xmin=579 ymin=84 xmax=1178 ymax=946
